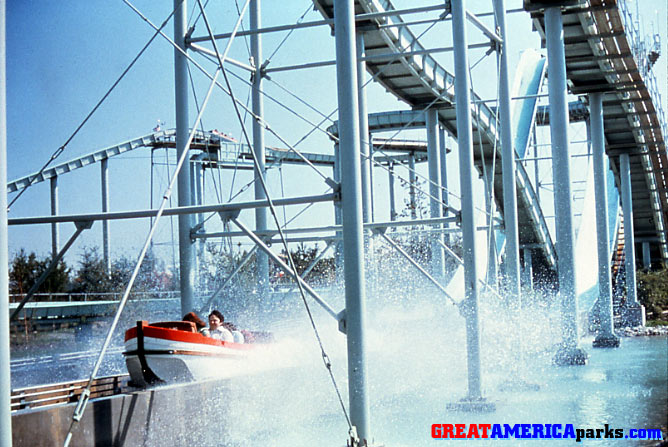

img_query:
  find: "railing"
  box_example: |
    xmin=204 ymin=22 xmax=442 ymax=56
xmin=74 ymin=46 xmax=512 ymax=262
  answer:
xmin=617 ymin=0 xmax=667 ymax=139
xmin=8 ymin=290 xmax=180 ymax=304
xmin=10 ymin=375 xmax=131 ymax=412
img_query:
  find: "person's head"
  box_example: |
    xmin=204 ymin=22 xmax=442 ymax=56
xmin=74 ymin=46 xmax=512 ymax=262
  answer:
xmin=208 ymin=310 xmax=224 ymax=330
xmin=183 ymin=312 xmax=206 ymax=330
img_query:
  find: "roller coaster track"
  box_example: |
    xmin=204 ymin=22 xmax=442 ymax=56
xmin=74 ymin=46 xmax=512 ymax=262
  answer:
xmin=314 ymin=0 xmax=667 ymax=267
xmin=528 ymin=0 xmax=668 ymax=264
xmin=314 ymin=0 xmax=557 ymax=272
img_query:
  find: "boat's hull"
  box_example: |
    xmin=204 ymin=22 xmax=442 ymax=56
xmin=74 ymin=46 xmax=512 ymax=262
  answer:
xmin=123 ymin=321 xmax=252 ymax=386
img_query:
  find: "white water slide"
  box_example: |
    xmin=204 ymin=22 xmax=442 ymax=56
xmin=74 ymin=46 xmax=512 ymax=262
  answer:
xmin=446 ymin=48 xmax=621 ymax=338
xmin=447 ymin=50 xmax=549 ymax=300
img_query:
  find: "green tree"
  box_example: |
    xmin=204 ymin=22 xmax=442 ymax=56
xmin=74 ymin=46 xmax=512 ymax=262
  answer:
xmin=98 ymin=248 xmax=176 ymax=296
xmin=276 ymin=243 xmax=336 ymax=285
xmin=9 ymin=249 xmax=70 ymax=299
xmin=200 ymin=243 xmax=257 ymax=292
xmin=70 ymin=246 xmax=112 ymax=297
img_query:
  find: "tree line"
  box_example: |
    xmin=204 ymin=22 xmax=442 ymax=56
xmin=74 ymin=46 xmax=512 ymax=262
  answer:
xmin=8 ymin=243 xmax=339 ymax=302
xmin=9 ymin=247 xmax=174 ymax=301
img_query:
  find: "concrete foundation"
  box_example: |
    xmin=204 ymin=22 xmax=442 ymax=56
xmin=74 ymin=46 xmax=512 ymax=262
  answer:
xmin=12 ymin=379 xmax=235 ymax=446
xmin=620 ymin=304 xmax=646 ymax=328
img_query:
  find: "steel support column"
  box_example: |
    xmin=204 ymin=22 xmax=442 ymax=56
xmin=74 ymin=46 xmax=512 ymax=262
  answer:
xmin=589 ymin=93 xmax=619 ymax=347
xmin=521 ymin=248 xmax=533 ymax=291
xmin=357 ymin=32 xmax=376 ymax=297
xmin=439 ymin=127 xmax=449 ymax=245
xmin=408 ymin=153 xmax=417 ymax=219
xmin=426 ymin=108 xmax=444 ymax=279
xmin=50 ymin=176 xmax=59 ymax=258
xmin=189 ymin=161 xmax=197 ymax=208
xmin=388 ymin=164 xmax=396 ymax=221
xmin=334 ymin=0 xmax=370 ymax=441
xmin=190 ymin=159 xmax=203 ymax=286
xmin=533 ymin=126 xmax=540 ymax=203
xmin=195 ymin=161 xmax=204 ymax=226
xmin=495 ymin=0 xmax=520 ymax=302
xmin=641 ymin=242 xmax=650 ymax=269
xmin=333 ymin=143 xmax=343 ymax=277
xmin=101 ymin=158 xmax=111 ymax=273
xmin=251 ymin=0 xmax=269 ymax=295
xmin=369 ymin=142 xmax=375 ymax=222
xmin=545 ymin=7 xmax=587 ymax=365
xmin=620 ymin=153 xmax=645 ymax=327
xmin=448 ymin=0 xmax=491 ymax=411
xmin=174 ymin=0 xmax=195 ymax=315
xmin=483 ymin=163 xmax=497 ymax=287
xmin=0 ymin=3 xmax=12 ymax=441
xmin=357 ymin=32 xmax=372 ymax=224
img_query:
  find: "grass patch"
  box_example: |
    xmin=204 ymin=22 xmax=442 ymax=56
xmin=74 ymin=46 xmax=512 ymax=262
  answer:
xmin=646 ymin=319 xmax=668 ymax=327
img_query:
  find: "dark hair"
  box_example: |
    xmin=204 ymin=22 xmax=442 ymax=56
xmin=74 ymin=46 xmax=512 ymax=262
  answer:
xmin=182 ymin=312 xmax=206 ymax=330
xmin=209 ymin=310 xmax=224 ymax=322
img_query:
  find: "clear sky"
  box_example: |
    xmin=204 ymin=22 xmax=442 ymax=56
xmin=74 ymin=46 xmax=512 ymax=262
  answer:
xmin=6 ymin=0 xmax=667 ymax=269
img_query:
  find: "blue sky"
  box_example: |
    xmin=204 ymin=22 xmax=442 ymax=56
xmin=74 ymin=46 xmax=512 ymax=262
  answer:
xmin=6 ymin=0 xmax=667 ymax=269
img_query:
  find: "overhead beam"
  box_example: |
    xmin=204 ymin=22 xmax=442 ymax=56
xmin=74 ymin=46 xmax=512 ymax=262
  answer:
xmin=189 ymin=4 xmax=447 ymax=42
xmin=8 ymin=193 xmax=338 ymax=226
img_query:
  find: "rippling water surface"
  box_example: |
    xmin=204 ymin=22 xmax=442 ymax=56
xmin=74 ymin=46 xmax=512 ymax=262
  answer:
xmin=10 ymin=290 xmax=668 ymax=446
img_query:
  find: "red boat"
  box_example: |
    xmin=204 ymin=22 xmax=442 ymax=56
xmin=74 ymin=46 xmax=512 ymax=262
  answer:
xmin=123 ymin=320 xmax=271 ymax=386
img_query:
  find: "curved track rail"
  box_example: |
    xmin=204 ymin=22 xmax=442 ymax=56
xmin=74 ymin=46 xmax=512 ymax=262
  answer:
xmin=314 ymin=0 xmax=557 ymax=271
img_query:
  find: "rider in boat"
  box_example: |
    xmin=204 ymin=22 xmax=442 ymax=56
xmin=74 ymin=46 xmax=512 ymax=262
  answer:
xmin=207 ymin=310 xmax=234 ymax=342
xmin=182 ymin=312 xmax=210 ymax=336
xmin=222 ymin=321 xmax=245 ymax=344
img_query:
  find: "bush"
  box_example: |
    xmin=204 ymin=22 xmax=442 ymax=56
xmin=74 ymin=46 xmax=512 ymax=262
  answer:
xmin=636 ymin=268 xmax=668 ymax=321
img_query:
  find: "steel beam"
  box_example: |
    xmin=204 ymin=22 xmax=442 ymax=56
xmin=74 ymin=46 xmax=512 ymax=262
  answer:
xmin=9 ymin=193 xmax=338 ymax=226
xmin=194 ymin=215 xmax=460 ymax=239
xmin=334 ymin=0 xmax=370 ymax=441
xmin=589 ymin=93 xmax=619 ymax=348
xmin=174 ymin=0 xmax=195 ymax=315
xmin=189 ymin=4 xmax=446 ymax=42
xmin=545 ymin=6 xmax=587 ymax=365
xmin=187 ymin=44 xmax=255 ymax=72
xmin=264 ymin=42 xmax=492 ymax=74
xmin=251 ymin=0 xmax=269 ymax=295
